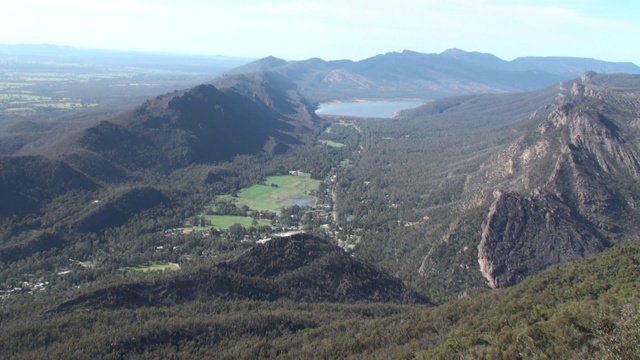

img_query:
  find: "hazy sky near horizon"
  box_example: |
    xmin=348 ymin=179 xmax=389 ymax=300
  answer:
xmin=2 ymin=0 xmax=639 ymax=63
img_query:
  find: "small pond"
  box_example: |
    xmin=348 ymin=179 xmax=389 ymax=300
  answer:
xmin=291 ymin=198 xmax=314 ymax=207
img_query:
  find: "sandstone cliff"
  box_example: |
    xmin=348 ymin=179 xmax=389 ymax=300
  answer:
xmin=475 ymin=73 xmax=640 ymax=287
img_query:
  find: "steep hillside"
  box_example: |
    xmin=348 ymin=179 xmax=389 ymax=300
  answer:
xmin=60 ymin=149 xmax=135 ymax=184
xmin=226 ymin=49 xmax=640 ymax=102
xmin=333 ymin=73 xmax=640 ymax=301
xmin=0 ymin=155 xmax=98 ymax=217
xmin=418 ymin=236 xmax=640 ymax=359
xmin=73 ymin=186 xmax=171 ymax=233
xmin=0 ymin=231 xmax=65 ymax=263
xmin=44 ymin=71 xmax=323 ymax=172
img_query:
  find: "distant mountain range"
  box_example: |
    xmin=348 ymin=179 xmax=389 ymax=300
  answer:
xmin=228 ymin=49 xmax=640 ymax=101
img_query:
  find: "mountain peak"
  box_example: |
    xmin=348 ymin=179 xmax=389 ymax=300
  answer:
xmin=440 ymin=48 xmax=505 ymax=65
xmin=442 ymin=48 xmax=468 ymax=56
xmin=224 ymin=55 xmax=287 ymax=75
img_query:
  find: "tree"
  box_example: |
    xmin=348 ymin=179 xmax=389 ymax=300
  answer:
xmin=228 ymin=223 xmax=245 ymax=238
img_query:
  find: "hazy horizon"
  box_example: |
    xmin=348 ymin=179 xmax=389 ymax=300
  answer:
xmin=3 ymin=43 xmax=640 ymax=68
xmin=2 ymin=1 xmax=639 ymax=64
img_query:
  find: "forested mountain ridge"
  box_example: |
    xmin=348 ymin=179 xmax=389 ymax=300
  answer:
xmin=0 ymin=155 xmax=98 ymax=217
xmin=226 ymin=49 xmax=640 ymax=101
xmin=49 ymin=72 xmax=324 ymax=172
xmin=338 ymin=73 xmax=640 ymax=300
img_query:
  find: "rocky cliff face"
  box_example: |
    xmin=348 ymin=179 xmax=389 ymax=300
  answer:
xmin=477 ymin=190 xmax=610 ymax=288
xmin=474 ymin=73 xmax=640 ymax=288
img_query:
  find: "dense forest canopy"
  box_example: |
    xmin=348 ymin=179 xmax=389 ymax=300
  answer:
xmin=1 ymin=47 xmax=640 ymax=358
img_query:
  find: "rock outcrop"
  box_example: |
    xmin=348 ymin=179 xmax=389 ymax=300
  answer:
xmin=475 ymin=73 xmax=640 ymax=287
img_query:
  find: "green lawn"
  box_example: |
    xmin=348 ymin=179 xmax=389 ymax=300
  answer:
xmin=217 ymin=173 xmax=321 ymax=211
xmin=203 ymin=215 xmax=271 ymax=229
xmin=336 ymin=120 xmax=361 ymax=132
xmin=121 ymin=263 xmax=180 ymax=272
xmin=319 ymin=140 xmax=345 ymax=148
xmin=0 ymin=92 xmax=87 ymax=110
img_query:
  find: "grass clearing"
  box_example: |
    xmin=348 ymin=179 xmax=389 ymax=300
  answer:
xmin=336 ymin=120 xmax=361 ymax=132
xmin=122 ymin=263 xmax=180 ymax=272
xmin=319 ymin=140 xmax=345 ymax=148
xmin=0 ymin=82 xmax=33 ymax=89
xmin=0 ymin=92 xmax=87 ymax=110
xmin=203 ymin=215 xmax=271 ymax=229
xmin=216 ymin=173 xmax=321 ymax=211
xmin=5 ymin=108 xmax=33 ymax=112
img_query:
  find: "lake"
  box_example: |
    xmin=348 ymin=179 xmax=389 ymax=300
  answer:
xmin=315 ymin=101 xmax=425 ymax=118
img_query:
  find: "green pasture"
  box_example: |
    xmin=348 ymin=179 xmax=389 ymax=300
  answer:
xmin=34 ymin=102 xmax=84 ymax=109
xmin=4 ymin=108 xmax=33 ymax=112
xmin=121 ymin=263 xmax=180 ymax=272
xmin=336 ymin=120 xmax=361 ymax=132
xmin=217 ymin=173 xmax=321 ymax=211
xmin=0 ymin=67 xmax=150 ymax=113
xmin=203 ymin=215 xmax=271 ymax=229
xmin=319 ymin=140 xmax=345 ymax=148
xmin=0 ymin=94 xmax=43 ymax=100
xmin=0 ymin=92 xmax=87 ymax=110
xmin=0 ymin=82 xmax=33 ymax=89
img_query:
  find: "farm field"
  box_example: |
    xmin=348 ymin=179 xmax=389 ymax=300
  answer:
xmin=121 ymin=263 xmax=180 ymax=272
xmin=0 ymin=67 xmax=186 ymax=117
xmin=203 ymin=215 xmax=271 ymax=229
xmin=0 ymin=91 xmax=92 ymax=113
xmin=0 ymin=45 xmax=251 ymax=121
xmin=336 ymin=120 xmax=361 ymax=132
xmin=319 ymin=139 xmax=345 ymax=147
xmin=216 ymin=173 xmax=321 ymax=211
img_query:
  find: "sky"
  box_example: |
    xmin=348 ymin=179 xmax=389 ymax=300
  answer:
xmin=2 ymin=0 xmax=639 ymax=64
